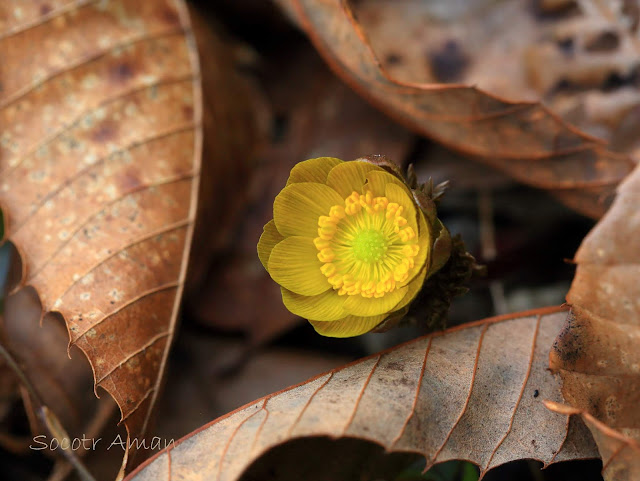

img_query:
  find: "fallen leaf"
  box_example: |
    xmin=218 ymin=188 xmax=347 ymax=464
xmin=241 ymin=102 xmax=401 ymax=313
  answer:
xmin=550 ymin=161 xmax=640 ymax=480
xmin=125 ymin=307 xmax=599 ymax=481
xmin=0 ymin=0 xmax=200 ymax=474
xmin=275 ymin=0 xmax=636 ymax=218
xmin=347 ymin=0 xmax=640 ymax=161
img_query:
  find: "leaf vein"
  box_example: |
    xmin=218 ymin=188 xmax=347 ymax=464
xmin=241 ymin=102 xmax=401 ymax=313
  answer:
xmin=248 ymin=398 xmax=270 ymax=457
xmin=73 ymin=282 xmax=180 ymax=344
xmin=0 ymin=27 xmax=186 ymax=111
xmin=429 ymin=323 xmax=489 ymax=468
xmin=484 ymin=314 xmax=542 ymax=471
xmin=20 ymin=174 xmax=195 ymax=287
xmin=47 ymin=220 xmax=190 ymax=305
xmin=216 ymin=404 xmax=265 ymax=481
xmin=7 ymin=125 xmax=195 ymax=236
xmin=342 ymin=355 xmax=381 ymax=436
xmin=120 ymin=386 xmax=155 ymax=423
xmin=602 ymin=442 xmax=628 ymax=472
xmin=1 ymin=75 xmax=195 ymax=179
xmin=95 ymin=330 xmax=170 ymax=384
xmin=390 ymin=336 xmax=432 ymax=448
xmin=287 ymin=372 xmax=334 ymax=439
xmin=0 ymin=0 xmax=97 ymax=41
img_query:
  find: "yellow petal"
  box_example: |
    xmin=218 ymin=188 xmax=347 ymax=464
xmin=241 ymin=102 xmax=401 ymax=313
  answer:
xmin=274 ymin=182 xmax=344 ymax=238
xmin=401 ymin=210 xmax=430 ymax=287
xmin=365 ymin=170 xmax=408 ymax=197
xmin=343 ymin=286 xmax=407 ymax=317
xmin=268 ymin=236 xmax=330 ymax=296
xmin=385 ymin=183 xmax=418 ymax=234
xmin=287 ymin=157 xmax=343 ymax=184
xmin=281 ymin=287 xmax=346 ymax=321
xmin=310 ymin=314 xmax=386 ymax=338
xmin=393 ymin=264 xmax=427 ymax=312
xmin=257 ymin=220 xmax=284 ymax=270
xmin=326 ymin=161 xmax=383 ymax=198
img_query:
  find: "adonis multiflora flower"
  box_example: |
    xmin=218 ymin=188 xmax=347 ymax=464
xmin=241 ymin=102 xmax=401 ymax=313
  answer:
xmin=258 ymin=156 xmax=469 ymax=337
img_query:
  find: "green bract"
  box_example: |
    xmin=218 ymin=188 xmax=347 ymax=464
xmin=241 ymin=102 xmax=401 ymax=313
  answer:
xmin=257 ymin=157 xmax=451 ymax=337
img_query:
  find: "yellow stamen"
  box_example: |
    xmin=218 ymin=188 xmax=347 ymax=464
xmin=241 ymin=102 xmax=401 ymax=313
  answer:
xmin=314 ymin=187 xmax=420 ymax=298
xmin=314 ymin=238 xmax=330 ymax=250
xmin=398 ymin=226 xmax=416 ymax=242
xmin=317 ymin=247 xmax=335 ymax=263
xmin=321 ymin=263 xmax=336 ymax=277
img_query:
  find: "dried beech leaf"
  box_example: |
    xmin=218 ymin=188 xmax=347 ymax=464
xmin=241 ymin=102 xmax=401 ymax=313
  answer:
xmin=126 ymin=308 xmax=599 ymax=481
xmin=277 ymin=0 xmax=635 ymax=218
xmin=0 ymin=0 xmax=201 ymax=474
xmin=550 ymin=162 xmax=640 ymax=480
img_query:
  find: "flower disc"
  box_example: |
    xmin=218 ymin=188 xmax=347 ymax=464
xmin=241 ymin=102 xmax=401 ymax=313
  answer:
xmin=314 ymin=187 xmax=420 ymax=299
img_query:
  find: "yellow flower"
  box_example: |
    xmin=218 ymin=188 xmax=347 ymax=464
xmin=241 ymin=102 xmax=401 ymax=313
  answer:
xmin=257 ymin=157 xmax=433 ymax=338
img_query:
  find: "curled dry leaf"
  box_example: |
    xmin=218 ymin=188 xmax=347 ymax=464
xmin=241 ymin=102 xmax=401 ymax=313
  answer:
xmin=126 ymin=307 xmax=599 ymax=481
xmin=0 ymin=0 xmax=201 ymax=474
xmin=276 ymin=0 xmax=636 ymax=218
xmin=348 ymin=0 xmax=640 ymax=159
xmin=550 ymin=162 xmax=640 ymax=480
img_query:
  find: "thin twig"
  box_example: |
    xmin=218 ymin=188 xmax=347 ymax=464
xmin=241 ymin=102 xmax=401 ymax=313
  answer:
xmin=41 ymin=406 xmax=98 ymax=481
xmin=46 ymin=399 xmax=117 ymax=481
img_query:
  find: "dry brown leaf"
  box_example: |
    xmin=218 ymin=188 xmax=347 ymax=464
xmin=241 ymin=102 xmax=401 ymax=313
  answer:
xmin=347 ymin=0 xmax=640 ymax=160
xmin=0 ymin=0 xmax=201 ymax=474
xmin=550 ymin=161 xmax=640 ymax=480
xmin=125 ymin=307 xmax=599 ymax=481
xmin=275 ymin=0 xmax=636 ymax=218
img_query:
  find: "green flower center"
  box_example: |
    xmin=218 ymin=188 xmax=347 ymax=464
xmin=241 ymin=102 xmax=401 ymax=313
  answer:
xmin=351 ymin=229 xmax=387 ymax=262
